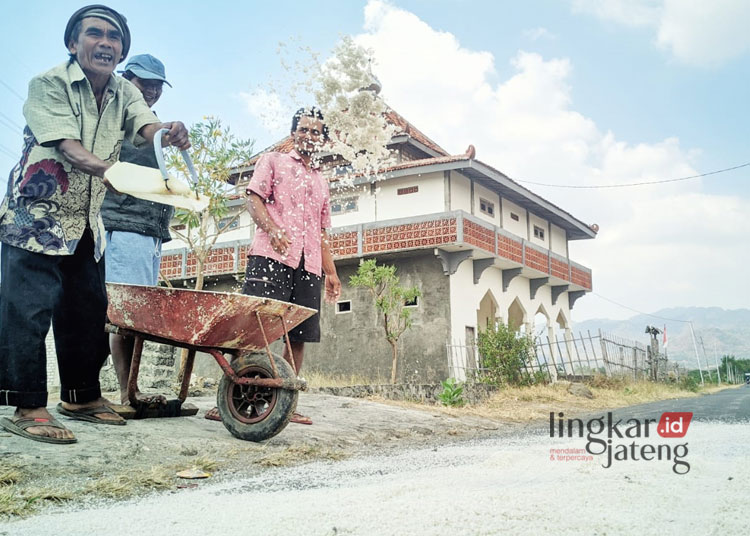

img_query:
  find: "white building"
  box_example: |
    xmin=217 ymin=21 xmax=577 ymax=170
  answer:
xmin=161 ymin=108 xmax=596 ymax=382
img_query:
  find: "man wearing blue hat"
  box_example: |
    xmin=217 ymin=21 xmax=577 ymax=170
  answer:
xmin=101 ymin=54 xmax=175 ymax=410
xmin=0 ymin=5 xmax=191 ymax=444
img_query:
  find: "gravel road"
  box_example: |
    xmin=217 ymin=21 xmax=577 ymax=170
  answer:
xmin=4 ymin=389 xmax=749 ymax=536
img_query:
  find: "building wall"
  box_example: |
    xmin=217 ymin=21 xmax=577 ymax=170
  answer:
xmin=550 ymin=223 xmax=567 ymax=257
xmin=501 ymin=198 xmax=527 ymax=238
xmin=449 ymin=172 xmax=472 ymax=213
xmin=305 ymin=254 xmax=451 ymax=383
xmin=528 ymin=212 xmax=550 ymax=249
xmin=330 ymin=184 xmax=376 ymax=227
xmin=473 ymin=183 xmax=501 ymax=227
xmin=375 ymin=172 xmax=444 ymax=220
xmin=448 ymin=259 xmax=574 ymax=346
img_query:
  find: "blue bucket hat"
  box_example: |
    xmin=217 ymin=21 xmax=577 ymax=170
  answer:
xmin=120 ymin=54 xmax=172 ymax=87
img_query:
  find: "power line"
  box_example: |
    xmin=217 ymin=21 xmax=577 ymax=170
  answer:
xmin=591 ymin=292 xmax=692 ymax=323
xmin=516 ymin=162 xmax=750 ymax=189
xmin=0 ymin=78 xmax=25 ymax=102
xmin=0 ymin=117 xmax=21 ymax=136
xmin=0 ymin=112 xmax=23 ymax=130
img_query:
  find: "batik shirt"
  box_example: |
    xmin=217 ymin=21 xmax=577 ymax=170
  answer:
xmin=0 ymin=60 xmax=158 ymax=260
xmin=247 ymin=150 xmax=331 ymax=277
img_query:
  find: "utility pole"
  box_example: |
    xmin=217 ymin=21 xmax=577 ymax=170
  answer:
xmin=699 ymin=337 xmax=712 ymax=383
xmin=688 ymin=322 xmax=705 ymax=386
xmin=713 ymin=342 xmax=721 ymax=385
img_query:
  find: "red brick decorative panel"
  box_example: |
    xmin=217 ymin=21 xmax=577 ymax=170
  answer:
xmin=330 ymin=231 xmax=358 ymax=258
xmin=463 ymin=220 xmax=495 ymax=254
xmin=202 ymin=247 xmax=236 ymax=275
xmin=497 ymin=235 xmax=523 ymax=263
xmin=237 ymin=244 xmax=251 ymax=271
xmin=550 ymin=257 xmax=569 ymax=280
xmin=159 ymin=254 xmax=183 ymax=279
xmin=363 ymin=218 xmax=457 ymax=254
xmin=524 ymin=246 xmax=549 ymax=274
xmin=571 ymin=266 xmax=592 ymax=290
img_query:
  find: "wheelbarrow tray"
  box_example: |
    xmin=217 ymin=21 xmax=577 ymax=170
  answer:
xmin=106 ymin=283 xmax=316 ymax=351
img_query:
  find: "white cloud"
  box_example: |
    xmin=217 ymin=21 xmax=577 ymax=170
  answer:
xmin=523 ymin=27 xmax=556 ymax=41
xmin=356 ymin=0 xmax=749 ymax=320
xmin=239 ymin=89 xmax=287 ymax=134
xmin=571 ymin=0 xmax=750 ymax=66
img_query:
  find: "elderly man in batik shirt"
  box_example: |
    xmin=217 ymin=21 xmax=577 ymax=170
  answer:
xmin=0 ymin=5 xmax=190 ymax=444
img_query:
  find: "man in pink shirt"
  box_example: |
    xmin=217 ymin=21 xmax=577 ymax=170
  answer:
xmin=206 ymin=108 xmax=341 ymax=425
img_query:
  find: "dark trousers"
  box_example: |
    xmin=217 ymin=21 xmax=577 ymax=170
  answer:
xmin=0 ymin=232 xmax=108 ymax=407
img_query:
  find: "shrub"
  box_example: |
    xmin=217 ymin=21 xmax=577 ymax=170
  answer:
xmin=438 ymin=378 xmax=465 ymax=407
xmin=477 ymin=322 xmax=536 ymax=386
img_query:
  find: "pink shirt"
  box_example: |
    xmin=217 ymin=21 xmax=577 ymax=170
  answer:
xmin=246 ymin=150 xmax=331 ymax=276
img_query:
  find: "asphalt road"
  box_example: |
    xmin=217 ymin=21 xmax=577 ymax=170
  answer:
xmin=3 ymin=387 xmax=749 ymax=536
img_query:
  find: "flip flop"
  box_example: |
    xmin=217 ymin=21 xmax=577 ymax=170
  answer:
xmin=56 ymin=403 xmax=127 ymax=426
xmin=0 ymin=416 xmax=77 ymax=444
xmin=204 ymin=407 xmax=221 ymax=422
xmin=290 ymin=412 xmax=312 ymax=425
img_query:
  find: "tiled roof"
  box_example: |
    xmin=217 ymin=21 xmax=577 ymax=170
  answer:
xmin=240 ymin=105 xmax=448 ymax=167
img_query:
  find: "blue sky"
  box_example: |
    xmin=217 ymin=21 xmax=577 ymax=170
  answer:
xmin=1 ymin=0 xmax=748 ymax=322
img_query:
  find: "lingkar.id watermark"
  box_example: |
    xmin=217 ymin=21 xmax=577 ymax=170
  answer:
xmin=550 ymin=411 xmax=693 ymax=475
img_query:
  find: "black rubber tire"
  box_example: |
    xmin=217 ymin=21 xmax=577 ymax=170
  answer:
xmin=217 ymin=352 xmax=298 ymax=442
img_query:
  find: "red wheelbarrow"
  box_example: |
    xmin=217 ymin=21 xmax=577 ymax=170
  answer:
xmin=105 ymin=283 xmax=315 ymax=441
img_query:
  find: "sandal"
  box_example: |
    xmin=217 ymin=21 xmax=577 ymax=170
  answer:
xmin=0 ymin=416 xmax=77 ymax=444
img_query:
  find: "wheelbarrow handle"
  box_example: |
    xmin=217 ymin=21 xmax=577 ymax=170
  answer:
xmin=153 ymin=127 xmax=199 ymax=192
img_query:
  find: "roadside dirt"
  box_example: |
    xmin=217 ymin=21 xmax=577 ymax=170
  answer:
xmin=0 ymin=391 xmax=508 ymax=516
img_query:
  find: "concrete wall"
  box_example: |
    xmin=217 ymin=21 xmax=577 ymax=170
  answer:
xmin=375 ymin=172 xmax=444 ymax=220
xmin=501 ymin=198 xmax=527 ymax=238
xmin=330 ymin=184 xmax=376 ymax=227
xmin=473 ymin=182 xmax=500 ymax=227
xmin=448 ymin=260 xmax=574 ymax=345
xmin=549 ymin=223 xmax=567 ymax=257
xmin=306 ymin=254 xmax=451 ymax=383
xmin=450 ymin=172 xmax=472 ymax=213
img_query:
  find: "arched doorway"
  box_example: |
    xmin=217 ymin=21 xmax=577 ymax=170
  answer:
xmin=507 ymin=298 xmax=527 ymax=333
xmin=477 ymin=290 xmax=499 ymax=332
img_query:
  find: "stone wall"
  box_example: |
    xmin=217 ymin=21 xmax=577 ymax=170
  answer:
xmin=306 ymin=253 xmax=452 ymax=383
xmin=311 ymin=382 xmax=497 ymax=405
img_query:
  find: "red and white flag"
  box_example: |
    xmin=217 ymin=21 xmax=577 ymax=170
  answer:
xmin=663 ymin=325 xmax=668 ymax=350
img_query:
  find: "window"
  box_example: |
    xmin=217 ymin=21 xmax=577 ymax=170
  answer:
xmin=397 ymin=186 xmax=419 ymax=195
xmin=479 ymin=198 xmax=495 ymax=217
xmin=533 ymin=225 xmax=545 ymax=240
xmin=218 ymin=217 xmax=239 ymax=231
xmin=510 ymin=212 xmax=519 ymax=222
xmin=331 ymin=196 xmax=358 ymax=215
xmin=336 ymin=300 xmax=352 ymax=314
xmin=404 ymin=296 xmax=419 ymax=307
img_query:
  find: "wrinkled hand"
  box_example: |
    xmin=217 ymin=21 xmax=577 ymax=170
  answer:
xmin=161 ymin=121 xmax=191 ymax=150
xmin=325 ymin=272 xmax=341 ymax=304
xmin=269 ymin=227 xmax=291 ymax=256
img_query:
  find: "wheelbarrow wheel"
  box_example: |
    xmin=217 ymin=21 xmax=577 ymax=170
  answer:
xmin=217 ymin=352 xmax=298 ymax=442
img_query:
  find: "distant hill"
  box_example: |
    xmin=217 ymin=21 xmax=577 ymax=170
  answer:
xmin=571 ymin=307 xmax=750 ymax=368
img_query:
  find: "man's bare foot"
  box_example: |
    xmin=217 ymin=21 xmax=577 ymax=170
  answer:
xmin=60 ymin=397 xmax=125 ymax=424
xmin=120 ymin=391 xmax=168 ymax=406
xmin=13 ymin=407 xmax=75 ymax=441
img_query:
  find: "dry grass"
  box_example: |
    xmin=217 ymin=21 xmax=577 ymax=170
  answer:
xmin=255 ymin=444 xmax=348 ymax=467
xmin=83 ymin=466 xmax=175 ymax=499
xmin=0 ymin=484 xmax=74 ymax=518
xmin=0 ymin=465 xmax=24 ymax=486
xmin=303 ymin=371 xmax=387 ymax=388
xmin=374 ymin=380 xmax=727 ymax=423
xmin=190 ymin=456 xmax=220 ymax=472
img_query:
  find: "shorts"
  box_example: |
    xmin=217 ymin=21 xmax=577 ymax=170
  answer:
xmin=241 ymin=255 xmax=321 ymax=343
xmin=105 ymin=231 xmax=162 ymax=286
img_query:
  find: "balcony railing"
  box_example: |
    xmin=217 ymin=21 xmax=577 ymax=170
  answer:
xmin=159 ymin=210 xmax=593 ymax=291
